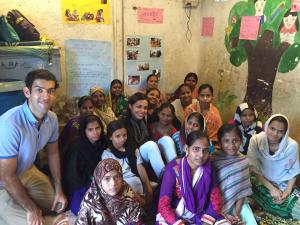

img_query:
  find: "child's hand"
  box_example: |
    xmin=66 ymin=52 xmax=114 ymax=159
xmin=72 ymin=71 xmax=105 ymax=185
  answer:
xmin=270 ymin=186 xmax=283 ymax=203
xmin=275 ymin=190 xmax=290 ymax=204
xmin=225 ymin=214 xmax=240 ymax=224
xmin=281 ymin=190 xmax=290 ymax=202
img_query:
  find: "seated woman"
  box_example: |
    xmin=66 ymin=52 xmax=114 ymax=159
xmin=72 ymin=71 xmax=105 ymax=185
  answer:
xmin=89 ymin=86 xmax=116 ymax=131
xmin=171 ymin=83 xmax=197 ymax=124
xmin=212 ymin=124 xmax=257 ymax=225
xmin=149 ymin=103 xmax=178 ymax=142
xmin=232 ymin=102 xmax=263 ymax=154
xmin=121 ymin=92 xmax=177 ymax=179
xmin=76 ymin=158 xmax=144 ymax=225
xmin=102 ymin=120 xmax=153 ymax=201
xmin=108 ymin=79 xmax=128 ymax=119
xmin=184 ymin=72 xmax=199 ymax=99
xmin=156 ymin=131 xmax=230 ymax=225
xmin=172 ymin=112 xmax=206 ymax=157
xmin=59 ymin=95 xmax=95 ymax=158
xmin=141 ymin=73 xmax=166 ymax=103
xmin=63 ymin=114 xmax=107 ymax=215
xmin=248 ymin=114 xmax=300 ymax=219
xmin=146 ymin=87 xmax=161 ymax=124
xmin=188 ymin=83 xmax=222 ymax=146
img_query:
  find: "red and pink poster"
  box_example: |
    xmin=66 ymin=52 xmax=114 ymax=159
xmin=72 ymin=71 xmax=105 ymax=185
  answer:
xmin=239 ymin=16 xmax=260 ymax=40
xmin=201 ymin=17 xmax=215 ymax=37
xmin=137 ymin=8 xmax=164 ymax=24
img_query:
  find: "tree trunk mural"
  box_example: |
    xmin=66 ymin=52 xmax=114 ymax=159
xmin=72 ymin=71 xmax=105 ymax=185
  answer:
xmin=225 ymin=0 xmax=300 ymax=118
xmin=243 ymin=30 xmax=289 ymax=116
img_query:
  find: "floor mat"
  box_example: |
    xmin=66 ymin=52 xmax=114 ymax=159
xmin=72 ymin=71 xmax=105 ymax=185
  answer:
xmin=257 ymin=211 xmax=300 ymax=225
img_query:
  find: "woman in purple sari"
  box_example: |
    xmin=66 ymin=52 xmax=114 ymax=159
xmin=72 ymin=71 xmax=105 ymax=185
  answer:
xmin=156 ymin=131 xmax=230 ymax=225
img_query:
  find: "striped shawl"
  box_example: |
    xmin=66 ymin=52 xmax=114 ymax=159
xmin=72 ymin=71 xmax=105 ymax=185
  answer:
xmin=212 ymin=151 xmax=252 ymax=214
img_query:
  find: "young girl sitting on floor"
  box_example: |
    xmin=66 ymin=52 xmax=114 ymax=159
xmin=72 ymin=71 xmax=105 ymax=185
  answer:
xmin=63 ymin=114 xmax=107 ymax=215
xmin=188 ymin=83 xmax=222 ymax=146
xmin=248 ymin=114 xmax=300 ymax=219
xmin=108 ymin=79 xmax=128 ymax=119
xmin=184 ymin=72 xmax=199 ymax=99
xmin=212 ymin=124 xmax=257 ymax=225
xmin=148 ymin=103 xmax=178 ymax=142
xmin=146 ymin=87 xmax=161 ymax=124
xmin=59 ymin=95 xmax=95 ymax=158
xmin=102 ymin=120 xmax=153 ymax=202
xmin=156 ymin=131 xmax=230 ymax=225
xmin=76 ymin=158 xmax=144 ymax=225
xmin=141 ymin=74 xmax=166 ymax=103
xmin=171 ymin=83 xmax=198 ymax=124
xmin=232 ymin=102 xmax=262 ymax=154
xmin=172 ymin=112 xmax=206 ymax=157
xmin=122 ymin=92 xmax=177 ymax=179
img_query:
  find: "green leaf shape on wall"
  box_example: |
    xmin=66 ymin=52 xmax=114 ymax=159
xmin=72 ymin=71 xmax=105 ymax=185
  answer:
xmin=215 ymin=90 xmax=237 ymax=113
xmin=225 ymin=0 xmax=300 ymax=71
xmin=278 ymin=43 xmax=300 ymax=73
xmin=230 ymin=47 xmax=247 ymax=67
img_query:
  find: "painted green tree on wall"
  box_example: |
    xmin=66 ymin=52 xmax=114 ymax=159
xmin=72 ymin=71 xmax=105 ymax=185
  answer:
xmin=225 ymin=0 xmax=300 ymax=116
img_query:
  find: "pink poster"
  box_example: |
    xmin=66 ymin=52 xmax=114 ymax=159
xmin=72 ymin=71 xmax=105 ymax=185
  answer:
xmin=291 ymin=0 xmax=300 ymax=12
xmin=201 ymin=17 xmax=215 ymax=37
xmin=239 ymin=16 xmax=260 ymax=40
xmin=137 ymin=8 xmax=164 ymax=24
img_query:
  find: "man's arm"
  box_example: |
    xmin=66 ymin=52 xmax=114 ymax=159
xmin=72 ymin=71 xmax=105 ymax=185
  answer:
xmin=46 ymin=141 xmax=67 ymax=212
xmin=0 ymin=158 xmax=43 ymax=225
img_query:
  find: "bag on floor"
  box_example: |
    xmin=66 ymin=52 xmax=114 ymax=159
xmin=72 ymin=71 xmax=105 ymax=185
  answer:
xmin=6 ymin=9 xmax=40 ymax=41
xmin=0 ymin=15 xmax=20 ymax=42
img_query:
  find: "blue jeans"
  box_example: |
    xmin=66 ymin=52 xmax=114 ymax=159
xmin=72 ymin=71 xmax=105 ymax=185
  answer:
xmin=140 ymin=137 xmax=177 ymax=178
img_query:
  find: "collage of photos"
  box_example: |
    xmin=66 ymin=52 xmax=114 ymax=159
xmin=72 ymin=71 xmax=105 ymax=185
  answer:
xmin=126 ymin=36 xmax=163 ymax=88
xmin=64 ymin=8 xmax=105 ymax=22
xmin=62 ymin=0 xmax=110 ymax=24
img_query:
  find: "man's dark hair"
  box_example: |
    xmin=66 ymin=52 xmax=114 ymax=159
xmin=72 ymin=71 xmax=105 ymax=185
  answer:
xmin=25 ymin=69 xmax=59 ymax=90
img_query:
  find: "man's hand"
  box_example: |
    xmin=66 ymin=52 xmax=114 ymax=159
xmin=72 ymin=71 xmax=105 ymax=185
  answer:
xmin=46 ymin=142 xmax=68 ymax=213
xmin=26 ymin=207 xmax=44 ymax=225
xmin=51 ymin=190 xmax=67 ymax=213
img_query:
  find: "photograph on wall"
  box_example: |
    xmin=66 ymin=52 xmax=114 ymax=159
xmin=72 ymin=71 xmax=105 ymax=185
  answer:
xmin=137 ymin=62 xmax=150 ymax=71
xmin=125 ymin=35 xmax=163 ymax=94
xmin=150 ymin=49 xmax=162 ymax=58
xmin=127 ymin=38 xmax=140 ymax=47
xmin=128 ymin=75 xmax=140 ymax=86
xmin=152 ymin=68 xmax=161 ymax=79
xmin=61 ymin=0 xmax=110 ymax=24
xmin=150 ymin=37 xmax=162 ymax=47
xmin=126 ymin=50 xmax=139 ymax=60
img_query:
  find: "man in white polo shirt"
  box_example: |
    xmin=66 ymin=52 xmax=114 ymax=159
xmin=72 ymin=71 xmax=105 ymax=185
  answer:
xmin=0 ymin=69 xmax=67 ymax=225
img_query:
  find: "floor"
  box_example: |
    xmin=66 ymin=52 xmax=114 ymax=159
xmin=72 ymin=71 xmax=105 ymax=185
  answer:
xmin=258 ymin=211 xmax=300 ymax=225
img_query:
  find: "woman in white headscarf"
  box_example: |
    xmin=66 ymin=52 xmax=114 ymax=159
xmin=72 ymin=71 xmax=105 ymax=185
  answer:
xmin=248 ymin=114 xmax=300 ymax=219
